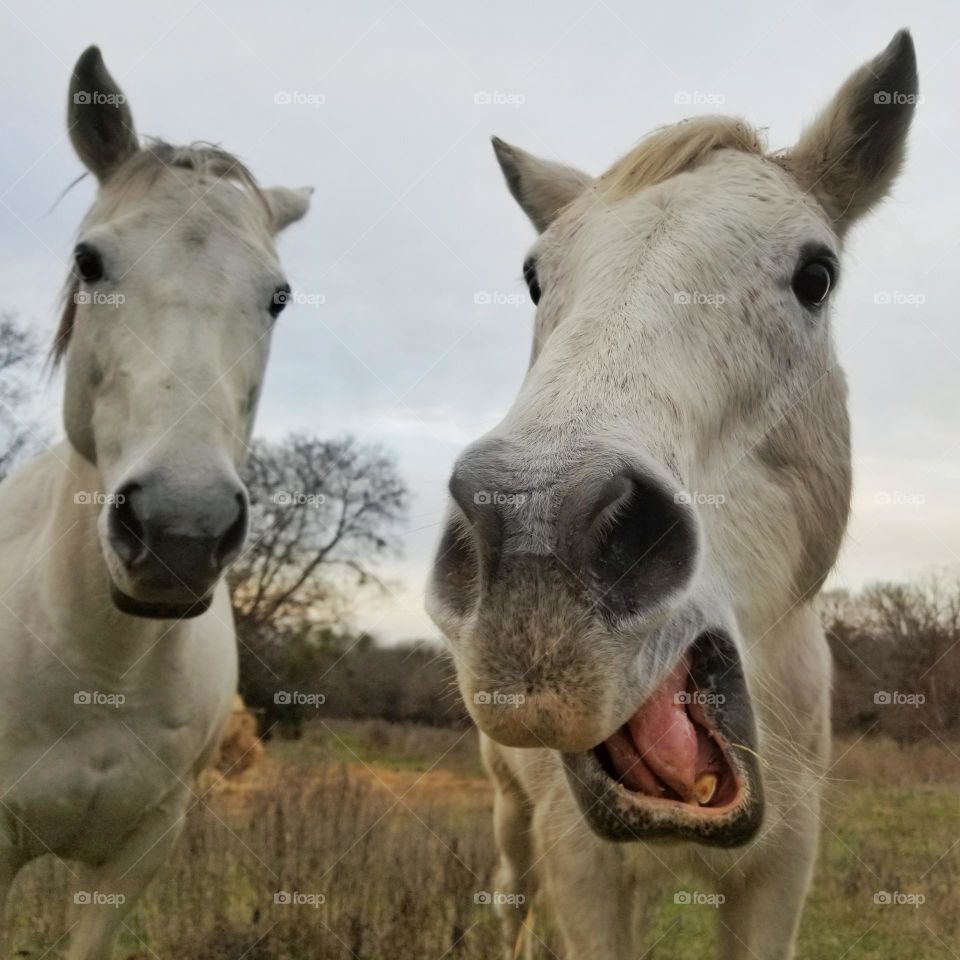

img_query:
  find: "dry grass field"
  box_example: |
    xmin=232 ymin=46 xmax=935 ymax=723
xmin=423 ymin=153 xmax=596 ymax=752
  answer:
xmin=7 ymin=720 xmax=960 ymax=959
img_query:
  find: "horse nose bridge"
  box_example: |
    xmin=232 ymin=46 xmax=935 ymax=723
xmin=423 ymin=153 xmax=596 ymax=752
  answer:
xmin=449 ymin=437 xmax=695 ymax=560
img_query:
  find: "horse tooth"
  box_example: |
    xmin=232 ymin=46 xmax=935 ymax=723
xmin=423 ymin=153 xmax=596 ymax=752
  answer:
xmin=694 ymin=773 xmax=718 ymax=805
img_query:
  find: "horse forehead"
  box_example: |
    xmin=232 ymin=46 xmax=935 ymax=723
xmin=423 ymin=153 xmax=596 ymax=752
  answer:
xmin=94 ymin=171 xmax=268 ymax=245
xmin=571 ymin=154 xmax=823 ymax=256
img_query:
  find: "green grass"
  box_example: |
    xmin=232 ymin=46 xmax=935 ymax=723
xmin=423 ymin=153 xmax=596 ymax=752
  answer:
xmin=269 ymin=718 xmax=486 ymax=778
xmin=6 ymin=726 xmax=960 ymax=959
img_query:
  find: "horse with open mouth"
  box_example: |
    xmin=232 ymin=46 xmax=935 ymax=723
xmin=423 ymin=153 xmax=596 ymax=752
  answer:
xmin=428 ymin=31 xmax=917 ymax=960
xmin=0 ymin=48 xmax=310 ymax=959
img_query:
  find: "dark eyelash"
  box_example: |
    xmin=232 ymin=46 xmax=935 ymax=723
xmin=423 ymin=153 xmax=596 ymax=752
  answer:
xmin=523 ymin=257 xmax=541 ymax=305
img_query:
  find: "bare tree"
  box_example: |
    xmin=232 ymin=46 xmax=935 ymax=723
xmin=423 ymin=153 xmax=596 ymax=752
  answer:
xmin=824 ymin=575 xmax=960 ymax=739
xmin=0 ymin=312 xmax=42 ymax=480
xmin=230 ymin=434 xmax=408 ymax=632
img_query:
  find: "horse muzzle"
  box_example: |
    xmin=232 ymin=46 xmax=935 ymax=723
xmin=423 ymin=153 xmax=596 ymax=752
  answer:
xmin=99 ymin=468 xmax=248 ymax=620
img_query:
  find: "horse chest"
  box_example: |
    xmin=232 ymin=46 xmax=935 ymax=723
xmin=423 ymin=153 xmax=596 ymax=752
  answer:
xmin=2 ymin=710 xmax=203 ymax=862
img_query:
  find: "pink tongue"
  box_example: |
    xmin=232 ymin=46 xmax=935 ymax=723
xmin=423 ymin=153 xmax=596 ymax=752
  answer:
xmin=624 ymin=659 xmax=699 ymax=801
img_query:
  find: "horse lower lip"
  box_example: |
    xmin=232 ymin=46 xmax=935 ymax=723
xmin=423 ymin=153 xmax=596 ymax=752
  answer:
xmin=110 ymin=584 xmax=212 ymax=620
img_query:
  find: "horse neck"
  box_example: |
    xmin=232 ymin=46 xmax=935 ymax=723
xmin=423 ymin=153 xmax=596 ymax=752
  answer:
xmin=42 ymin=444 xmax=187 ymax=670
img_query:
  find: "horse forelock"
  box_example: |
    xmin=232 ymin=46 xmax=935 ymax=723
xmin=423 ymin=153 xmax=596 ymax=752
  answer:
xmin=597 ymin=116 xmax=767 ymax=200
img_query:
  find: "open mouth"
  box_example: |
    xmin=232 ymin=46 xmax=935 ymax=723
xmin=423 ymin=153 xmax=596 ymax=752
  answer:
xmin=596 ymin=654 xmax=739 ymax=809
xmin=563 ymin=631 xmax=763 ymax=846
xmin=110 ymin=583 xmax=213 ymax=620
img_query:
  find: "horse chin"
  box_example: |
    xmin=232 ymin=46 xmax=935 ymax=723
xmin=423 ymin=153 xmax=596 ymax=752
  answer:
xmin=562 ymin=631 xmax=764 ymax=847
xmin=109 ymin=583 xmax=213 ymax=620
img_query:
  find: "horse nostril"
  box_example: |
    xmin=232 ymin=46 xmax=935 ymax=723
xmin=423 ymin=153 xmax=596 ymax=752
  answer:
xmin=215 ymin=492 xmax=248 ymax=567
xmin=108 ymin=483 xmax=146 ymax=565
xmin=572 ymin=468 xmax=699 ymax=621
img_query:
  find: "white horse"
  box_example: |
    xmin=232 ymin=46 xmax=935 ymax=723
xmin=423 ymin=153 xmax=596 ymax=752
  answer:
xmin=428 ymin=31 xmax=916 ymax=959
xmin=0 ymin=47 xmax=310 ymax=959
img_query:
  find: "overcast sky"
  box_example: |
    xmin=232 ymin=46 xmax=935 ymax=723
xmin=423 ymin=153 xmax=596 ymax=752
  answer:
xmin=1 ymin=0 xmax=957 ymax=642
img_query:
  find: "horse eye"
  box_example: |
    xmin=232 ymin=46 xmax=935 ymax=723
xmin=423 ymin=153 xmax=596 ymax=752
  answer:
xmin=792 ymin=260 xmax=833 ymax=308
xmin=523 ymin=258 xmax=541 ymax=306
xmin=269 ymin=284 xmax=291 ymax=318
xmin=74 ymin=243 xmax=104 ymax=283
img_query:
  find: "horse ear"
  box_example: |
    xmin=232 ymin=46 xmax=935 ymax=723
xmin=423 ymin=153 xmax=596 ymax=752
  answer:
xmin=262 ymin=185 xmax=313 ymax=233
xmin=67 ymin=46 xmax=138 ymax=182
xmin=787 ymin=30 xmax=917 ymax=234
xmin=492 ymin=137 xmax=593 ymax=233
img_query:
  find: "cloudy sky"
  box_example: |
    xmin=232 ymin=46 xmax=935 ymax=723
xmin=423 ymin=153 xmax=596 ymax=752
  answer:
xmin=1 ymin=0 xmax=957 ymax=642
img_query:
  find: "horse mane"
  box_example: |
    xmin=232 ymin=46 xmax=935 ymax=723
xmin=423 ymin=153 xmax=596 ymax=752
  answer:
xmin=51 ymin=140 xmax=267 ymax=367
xmin=598 ymin=116 xmax=767 ymax=199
